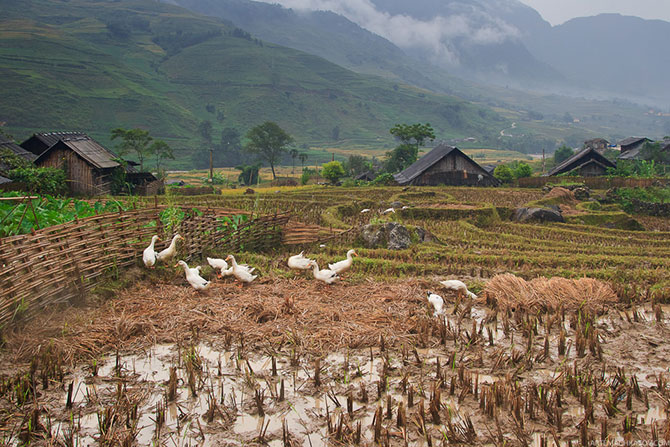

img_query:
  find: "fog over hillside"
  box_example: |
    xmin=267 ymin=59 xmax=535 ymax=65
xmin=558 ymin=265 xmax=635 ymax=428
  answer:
xmin=247 ymin=0 xmax=670 ymax=106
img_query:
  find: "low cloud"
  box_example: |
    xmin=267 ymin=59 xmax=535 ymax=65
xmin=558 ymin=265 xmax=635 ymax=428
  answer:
xmin=256 ymin=0 xmax=520 ymax=65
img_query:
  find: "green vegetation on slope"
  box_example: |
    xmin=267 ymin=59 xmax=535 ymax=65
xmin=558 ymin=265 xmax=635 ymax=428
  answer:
xmin=0 ymin=0 xmax=506 ymax=169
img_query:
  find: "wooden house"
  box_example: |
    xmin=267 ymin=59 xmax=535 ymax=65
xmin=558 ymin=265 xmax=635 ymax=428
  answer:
xmin=545 ymin=147 xmax=615 ymax=177
xmin=584 ymin=138 xmax=610 ymax=154
xmin=20 ymin=132 xmax=88 ymax=158
xmin=33 ymin=135 xmax=124 ymax=195
xmin=618 ymin=137 xmax=651 ymax=160
xmin=393 ymin=144 xmax=499 ymax=186
xmin=0 ymin=135 xmax=37 ymax=170
xmin=354 ymin=171 xmax=376 ymax=182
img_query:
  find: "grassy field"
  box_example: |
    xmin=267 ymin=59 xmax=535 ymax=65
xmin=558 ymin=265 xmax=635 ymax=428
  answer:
xmin=2 ymin=184 xmax=670 ymax=445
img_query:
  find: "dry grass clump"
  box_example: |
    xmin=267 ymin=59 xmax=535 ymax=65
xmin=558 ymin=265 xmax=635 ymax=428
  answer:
xmin=544 ymin=187 xmax=576 ymax=204
xmin=2 ymin=278 xmax=428 ymax=365
xmin=484 ymin=273 xmax=617 ymax=313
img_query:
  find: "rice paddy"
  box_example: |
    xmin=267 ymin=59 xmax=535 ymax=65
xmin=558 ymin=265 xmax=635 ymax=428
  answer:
xmin=1 ymin=183 xmax=669 ymax=446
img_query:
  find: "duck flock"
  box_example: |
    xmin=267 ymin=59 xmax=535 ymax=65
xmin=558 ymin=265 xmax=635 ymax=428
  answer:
xmin=142 ymin=234 xmax=476 ymax=316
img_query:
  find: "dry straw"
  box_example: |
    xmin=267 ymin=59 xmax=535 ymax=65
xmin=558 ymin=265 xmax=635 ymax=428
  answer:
xmin=5 ymin=278 xmax=427 ymax=364
xmin=484 ymin=273 xmax=616 ymax=313
xmin=0 ymin=205 xmax=336 ymax=328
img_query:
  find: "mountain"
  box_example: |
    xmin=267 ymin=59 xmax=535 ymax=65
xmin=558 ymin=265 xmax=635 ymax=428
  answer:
xmin=366 ymin=0 xmax=562 ymax=87
xmin=523 ymin=14 xmax=670 ymax=105
xmin=165 ymin=0 xmax=670 ymax=146
xmin=0 ymin=0 xmax=507 ymax=169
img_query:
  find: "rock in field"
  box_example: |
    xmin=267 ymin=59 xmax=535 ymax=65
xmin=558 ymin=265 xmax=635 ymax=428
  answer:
xmin=514 ymin=207 xmax=565 ymax=223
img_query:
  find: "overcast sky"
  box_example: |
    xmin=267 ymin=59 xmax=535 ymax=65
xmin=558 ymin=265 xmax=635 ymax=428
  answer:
xmin=517 ymin=0 xmax=670 ymax=25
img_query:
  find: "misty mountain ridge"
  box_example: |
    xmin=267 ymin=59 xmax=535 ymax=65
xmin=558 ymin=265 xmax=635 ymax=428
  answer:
xmin=183 ymin=0 xmax=669 ymax=106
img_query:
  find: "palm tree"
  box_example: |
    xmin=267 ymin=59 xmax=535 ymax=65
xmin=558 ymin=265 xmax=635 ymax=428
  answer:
xmin=290 ymin=148 xmax=299 ymax=174
xmin=299 ymin=152 xmax=308 ymax=171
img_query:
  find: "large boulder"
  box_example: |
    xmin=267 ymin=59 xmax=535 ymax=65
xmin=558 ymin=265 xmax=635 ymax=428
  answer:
xmin=359 ymin=223 xmax=438 ymax=250
xmin=573 ymin=187 xmax=591 ymax=200
xmin=514 ymin=207 xmax=565 ymax=223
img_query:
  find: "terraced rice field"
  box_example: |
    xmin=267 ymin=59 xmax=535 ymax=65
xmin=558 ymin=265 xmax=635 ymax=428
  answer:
xmin=1 ymin=185 xmax=669 ymax=446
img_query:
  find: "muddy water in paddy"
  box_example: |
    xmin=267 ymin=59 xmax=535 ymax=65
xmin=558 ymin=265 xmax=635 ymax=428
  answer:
xmin=3 ymin=290 xmax=670 ymax=446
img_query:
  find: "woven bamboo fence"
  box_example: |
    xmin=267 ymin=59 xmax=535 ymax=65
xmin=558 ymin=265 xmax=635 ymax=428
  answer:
xmin=0 ymin=206 xmax=297 ymax=327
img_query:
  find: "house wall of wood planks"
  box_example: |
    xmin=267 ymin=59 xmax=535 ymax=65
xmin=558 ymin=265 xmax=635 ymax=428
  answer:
xmin=0 ymin=206 xmax=338 ymax=328
xmin=36 ymin=147 xmax=110 ymax=196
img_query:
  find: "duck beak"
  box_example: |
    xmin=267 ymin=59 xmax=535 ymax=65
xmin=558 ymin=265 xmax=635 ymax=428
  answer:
xmin=173 ymin=263 xmax=179 ymax=268
xmin=353 ymin=252 xmax=358 ymax=257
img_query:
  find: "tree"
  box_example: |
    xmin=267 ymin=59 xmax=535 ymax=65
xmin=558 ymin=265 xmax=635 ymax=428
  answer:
xmin=641 ymin=141 xmax=670 ymax=165
xmin=244 ymin=122 xmax=293 ymax=179
xmin=493 ymin=165 xmax=514 ymax=184
xmin=385 ymin=123 xmax=436 ymax=173
xmin=390 ymin=123 xmax=436 ymax=146
xmin=111 ymin=128 xmax=153 ymax=172
xmin=553 ymin=145 xmax=574 ymax=165
xmin=346 ymin=154 xmax=370 ymax=176
xmin=290 ymin=148 xmax=299 ymax=174
xmin=322 ymin=161 xmax=345 ymax=185
xmin=513 ymin=161 xmax=533 ymax=179
xmin=385 ymin=144 xmax=418 ymax=173
xmin=299 ymin=152 xmax=308 ymax=170
xmin=236 ymin=163 xmax=261 ymax=186
xmin=150 ymin=139 xmax=174 ymax=177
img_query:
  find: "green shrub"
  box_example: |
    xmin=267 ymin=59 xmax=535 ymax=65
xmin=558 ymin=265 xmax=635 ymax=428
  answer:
xmin=513 ymin=162 xmax=533 ymax=179
xmin=0 ymin=148 xmax=32 ymax=172
xmin=322 ymin=161 xmax=345 ymax=184
xmin=370 ymin=173 xmax=396 ymax=186
xmin=301 ymin=168 xmax=314 ymax=185
xmin=493 ymin=165 xmax=514 ymax=184
xmin=7 ymin=167 xmax=67 ymax=195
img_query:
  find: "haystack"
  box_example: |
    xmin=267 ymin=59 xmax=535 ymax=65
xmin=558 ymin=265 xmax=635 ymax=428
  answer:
xmin=484 ymin=273 xmax=616 ymax=314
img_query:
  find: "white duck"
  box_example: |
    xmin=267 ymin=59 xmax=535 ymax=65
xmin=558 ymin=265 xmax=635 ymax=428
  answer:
xmin=143 ymin=235 xmax=160 ymax=268
xmin=175 ymin=260 xmax=210 ymax=291
xmin=207 ymin=257 xmax=228 ymax=277
xmin=156 ymin=234 xmax=183 ymax=263
xmin=360 ymin=208 xmax=371 ymax=214
xmin=308 ymin=261 xmax=339 ymax=285
xmin=225 ymin=255 xmax=257 ymax=284
xmin=328 ymin=249 xmax=358 ymax=275
xmin=382 ymin=207 xmax=395 ymax=214
xmin=288 ymin=251 xmax=314 ymax=271
xmin=440 ymin=279 xmax=477 ymax=299
xmin=426 ymin=291 xmax=445 ymax=317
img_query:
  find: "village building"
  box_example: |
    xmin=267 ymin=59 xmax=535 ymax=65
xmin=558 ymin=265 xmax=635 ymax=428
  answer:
xmin=20 ymin=131 xmax=88 ymax=157
xmin=32 ymin=133 xmax=158 ymax=196
xmin=617 ymin=137 xmax=651 ymax=160
xmin=354 ymin=171 xmax=376 ymax=182
xmin=545 ymin=147 xmax=615 ymax=177
xmin=583 ymin=138 xmax=610 ymax=154
xmin=393 ymin=144 xmax=499 ymax=186
xmin=0 ymin=134 xmax=37 ymax=167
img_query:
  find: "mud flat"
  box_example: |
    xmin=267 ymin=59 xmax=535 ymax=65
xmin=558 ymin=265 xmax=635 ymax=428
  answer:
xmin=1 ymin=278 xmax=669 ymax=446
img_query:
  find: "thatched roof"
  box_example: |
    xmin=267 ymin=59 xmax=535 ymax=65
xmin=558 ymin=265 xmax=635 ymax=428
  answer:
xmin=546 ymin=147 xmax=615 ymax=176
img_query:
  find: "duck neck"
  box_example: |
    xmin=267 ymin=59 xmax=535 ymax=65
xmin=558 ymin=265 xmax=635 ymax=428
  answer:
xmin=168 ymin=235 xmax=179 ymax=250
